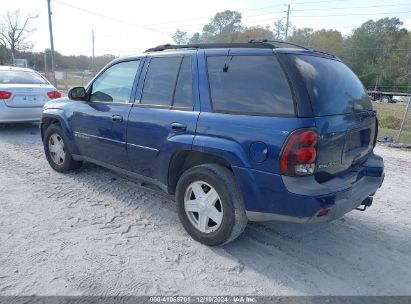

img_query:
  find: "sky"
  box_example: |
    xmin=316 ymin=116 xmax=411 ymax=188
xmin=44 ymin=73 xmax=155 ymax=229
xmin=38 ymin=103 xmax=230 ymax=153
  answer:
xmin=1 ymin=0 xmax=411 ymax=57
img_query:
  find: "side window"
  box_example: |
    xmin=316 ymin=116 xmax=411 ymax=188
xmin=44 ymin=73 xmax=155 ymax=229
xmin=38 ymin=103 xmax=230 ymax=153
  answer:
xmin=207 ymin=56 xmax=294 ymax=115
xmin=173 ymin=57 xmax=193 ymax=109
xmin=141 ymin=57 xmax=181 ymax=107
xmin=90 ymin=60 xmax=140 ymax=103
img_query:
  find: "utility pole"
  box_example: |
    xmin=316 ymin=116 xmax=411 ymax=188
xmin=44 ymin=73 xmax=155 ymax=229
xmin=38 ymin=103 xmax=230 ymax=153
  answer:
xmin=47 ymin=0 xmax=56 ymax=85
xmin=397 ymin=95 xmax=411 ymax=142
xmin=397 ymin=43 xmax=411 ymax=142
xmin=285 ymin=4 xmax=290 ymax=41
xmin=44 ymin=49 xmax=48 ymax=77
xmin=91 ymin=28 xmax=95 ymax=73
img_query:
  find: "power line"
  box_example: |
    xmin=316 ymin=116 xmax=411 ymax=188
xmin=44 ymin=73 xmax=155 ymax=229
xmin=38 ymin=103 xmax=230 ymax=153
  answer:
xmin=51 ymin=0 xmax=411 ymax=40
xmin=144 ymin=4 xmax=411 ymax=32
xmin=290 ymin=2 xmax=409 ymax=12
xmin=53 ymin=0 xmax=409 ymax=34
xmin=135 ymin=0 xmax=354 ymax=27
xmin=53 ymin=0 xmax=172 ymax=35
xmin=292 ymin=9 xmax=411 ymax=18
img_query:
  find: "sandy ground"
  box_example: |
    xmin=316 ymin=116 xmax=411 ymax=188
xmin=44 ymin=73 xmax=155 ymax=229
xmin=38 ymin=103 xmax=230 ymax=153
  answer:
xmin=0 ymin=124 xmax=410 ymax=296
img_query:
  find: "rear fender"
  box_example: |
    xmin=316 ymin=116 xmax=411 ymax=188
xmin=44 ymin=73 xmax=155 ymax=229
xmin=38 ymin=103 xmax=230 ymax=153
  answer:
xmin=192 ymin=135 xmax=250 ymax=168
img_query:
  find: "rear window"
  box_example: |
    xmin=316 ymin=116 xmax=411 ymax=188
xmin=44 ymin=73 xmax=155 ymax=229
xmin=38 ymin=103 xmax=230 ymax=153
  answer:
xmin=207 ymin=55 xmax=294 ymax=116
xmin=0 ymin=70 xmax=48 ymax=85
xmin=291 ymin=55 xmax=372 ymax=116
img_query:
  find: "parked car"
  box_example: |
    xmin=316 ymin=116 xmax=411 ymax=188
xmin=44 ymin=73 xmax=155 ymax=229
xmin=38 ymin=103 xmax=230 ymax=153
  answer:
xmin=0 ymin=66 xmax=61 ymax=125
xmin=41 ymin=42 xmax=384 ymax=246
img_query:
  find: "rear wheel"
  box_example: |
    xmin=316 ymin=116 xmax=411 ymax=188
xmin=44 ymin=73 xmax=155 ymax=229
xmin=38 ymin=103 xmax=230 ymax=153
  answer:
xmin=381 ymin=95 xmax=392 ymax=103
xmin=43 ymin=124 xmax=82 ymax=172
xmin=176 ymin=164 xmax=247 ymax=246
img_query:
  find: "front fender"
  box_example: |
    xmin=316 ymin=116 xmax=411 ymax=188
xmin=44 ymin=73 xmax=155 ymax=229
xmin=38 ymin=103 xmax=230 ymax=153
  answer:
xmin=41 ymin=109 xmax=79 ymax=155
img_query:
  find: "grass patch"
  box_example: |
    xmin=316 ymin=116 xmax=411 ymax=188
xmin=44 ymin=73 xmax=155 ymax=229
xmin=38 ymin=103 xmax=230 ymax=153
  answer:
xmin=378 ymin=128 xmax=411 ymax=144
xmin=373 ymin=102 xmax=411 ymax=144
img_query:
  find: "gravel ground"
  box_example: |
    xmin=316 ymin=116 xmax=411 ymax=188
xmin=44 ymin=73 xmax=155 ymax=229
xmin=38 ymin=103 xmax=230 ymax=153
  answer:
xmin=0 ymin=124 xmax=410 ymax=296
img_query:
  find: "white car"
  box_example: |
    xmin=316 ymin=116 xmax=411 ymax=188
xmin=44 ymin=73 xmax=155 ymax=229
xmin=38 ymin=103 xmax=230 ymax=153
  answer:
xmin=0 ymin=66 xmax=61 ymax=124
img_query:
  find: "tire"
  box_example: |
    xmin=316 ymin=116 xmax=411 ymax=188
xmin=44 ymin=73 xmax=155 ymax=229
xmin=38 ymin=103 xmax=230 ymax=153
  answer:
xmin=43 ymin=124 xmax=82 ymax=172
xmin=381 ymin=95 xmax=392 ymax=103
xmin=176 ymin=164 xmax=248 ymax=246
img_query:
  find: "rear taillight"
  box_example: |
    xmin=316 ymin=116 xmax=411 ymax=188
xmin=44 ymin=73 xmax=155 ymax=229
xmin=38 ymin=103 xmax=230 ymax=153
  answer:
xmin=0 ymin=91 xmax=12 ymax=99
xmin=47 ymin=91 xmax=62 ymax=99
xmin=280 ymin=129 xmax=318 ymax=176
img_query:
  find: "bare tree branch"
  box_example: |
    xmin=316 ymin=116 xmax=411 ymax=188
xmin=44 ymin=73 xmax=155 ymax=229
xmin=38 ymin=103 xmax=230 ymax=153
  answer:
xmin=0 ymin=9 xmax=38 ymax=61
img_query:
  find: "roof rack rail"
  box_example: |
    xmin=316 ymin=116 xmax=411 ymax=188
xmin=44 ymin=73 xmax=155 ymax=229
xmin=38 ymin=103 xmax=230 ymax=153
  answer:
xmin=250 ymin=40 xmax=337 ymax=58
xmin=144 ymin=42 xmax=275 ymax=53
xmin=248 ymin=39 xmax=311 ymax=50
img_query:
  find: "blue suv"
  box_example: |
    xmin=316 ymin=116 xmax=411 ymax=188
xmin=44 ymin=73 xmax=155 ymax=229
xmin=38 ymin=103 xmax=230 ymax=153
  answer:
xmin=41 ymin=42 xmax=384 ymax=246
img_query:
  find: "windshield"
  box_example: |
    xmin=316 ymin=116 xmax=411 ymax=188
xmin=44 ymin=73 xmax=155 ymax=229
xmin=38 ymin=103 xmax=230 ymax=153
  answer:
xmin=291 ymin=54 xmax=372 ymax=116
xmin=0 ymin=70 xmax=49 ymax=85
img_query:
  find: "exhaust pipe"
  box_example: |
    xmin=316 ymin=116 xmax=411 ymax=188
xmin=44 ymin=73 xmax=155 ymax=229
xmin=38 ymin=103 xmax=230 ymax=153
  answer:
xmin=356 ymin=196 xmax=373 ymax=211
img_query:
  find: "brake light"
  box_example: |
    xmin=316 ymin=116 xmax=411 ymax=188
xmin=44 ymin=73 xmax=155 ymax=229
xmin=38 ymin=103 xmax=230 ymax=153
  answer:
xmin=0 ymin=91 xmax=12 ymax=99
xmin=47 ymin=91 xmax=62 ymax=99
xmin=280 ymin=129 xmax=318 ymax=176
xmin=317 ymin=209 xmax=329 ymax=217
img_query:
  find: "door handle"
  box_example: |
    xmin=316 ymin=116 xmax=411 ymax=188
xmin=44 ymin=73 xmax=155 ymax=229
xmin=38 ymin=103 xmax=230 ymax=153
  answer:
xmin=171 ymin=122 xmax=187 ymax=132
xmin=112 ymin=115 xmax=123 ymax=122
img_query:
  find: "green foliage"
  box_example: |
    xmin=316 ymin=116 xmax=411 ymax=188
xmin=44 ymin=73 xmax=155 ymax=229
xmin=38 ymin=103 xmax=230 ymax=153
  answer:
xmin=189 ymin=33 xmax=201 ymax=44
xmin=379 ymin=115 xmax=402 ymax=129
xmin=172 ymin=29 xmax=189 ymax=45
xmin=231 ymin=26 xmax=273 ymax=42
xmin=290 ymin=29 xmax=343 ymax=55
xmin=342 ymin=18 xmax=410 ymax=91
xmin=200 ymin=10 xmax=245 ymax=42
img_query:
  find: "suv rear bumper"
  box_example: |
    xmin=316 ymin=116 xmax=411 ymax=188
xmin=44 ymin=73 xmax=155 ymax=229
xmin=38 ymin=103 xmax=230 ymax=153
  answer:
xmin=233 ymin=153 xmax=384 ymax=222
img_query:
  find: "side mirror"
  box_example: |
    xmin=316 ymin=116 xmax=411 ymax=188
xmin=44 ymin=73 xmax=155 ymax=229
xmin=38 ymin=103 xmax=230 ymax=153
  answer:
xmin=68 ymin=87 xmax=87 ymax=100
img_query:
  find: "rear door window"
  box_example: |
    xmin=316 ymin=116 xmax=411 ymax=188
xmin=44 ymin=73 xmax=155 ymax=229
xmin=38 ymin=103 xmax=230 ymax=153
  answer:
xmin=141 ymin=57 xmax=181 ymax=107
xmin=173 ymin=57 xmax=193 ymax=109
xmin=290 ymin=54 xmax=372 ymax=116
xmin=206 ymin=55 xmax=294 ymax=115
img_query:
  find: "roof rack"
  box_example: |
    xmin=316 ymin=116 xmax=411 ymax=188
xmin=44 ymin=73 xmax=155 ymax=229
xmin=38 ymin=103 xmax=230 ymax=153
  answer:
xmin=144 ymin=42 xmax=275 ymax=53
xmin=249 ymin=39 xmax=311 ymax=50
xmin=143 ymin=41 xmax=334 ymax=56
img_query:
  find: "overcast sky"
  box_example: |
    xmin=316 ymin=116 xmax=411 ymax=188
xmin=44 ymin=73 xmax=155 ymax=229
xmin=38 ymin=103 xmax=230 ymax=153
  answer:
xmin=2 ymin=0 xmax=411 ymax=56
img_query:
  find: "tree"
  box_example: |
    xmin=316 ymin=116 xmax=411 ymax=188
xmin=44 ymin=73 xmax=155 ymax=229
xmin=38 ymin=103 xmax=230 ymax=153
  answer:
xmin=189 ymin=32 xmax=201 ymax=44
xmin=344 ymin=18 xmax=409 ymax=89
xmin=201 ymin=10 xmax=244 ymax=42
xmin=0 ymin=10 xmax=38 ymax=62
xmin=272 ymin=19 xmax=287 ymax=40
xmin=231 ymin=26 xmax=273 ymax=42
xmin=172 ymin=29 xmax=189 ymax=45
xmin=288 ymin=27 xmax=314 ymax=46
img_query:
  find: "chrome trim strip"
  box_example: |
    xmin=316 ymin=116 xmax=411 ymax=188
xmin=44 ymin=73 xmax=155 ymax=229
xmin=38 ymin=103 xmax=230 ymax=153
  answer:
xmin=73 ymin=131 xmax=125 ymax=145
xmin=73 ymin=132 xmax=159 ymax=152
xmin=127 ymin=142 xmax=159 ymax=152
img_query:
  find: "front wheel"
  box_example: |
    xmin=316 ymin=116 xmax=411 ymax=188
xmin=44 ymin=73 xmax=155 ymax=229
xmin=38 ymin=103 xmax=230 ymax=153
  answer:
xmin=43 ymin=124 xmax=82 ymax=172
xmin=176 ymin=164 xmax=247 ymax=246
